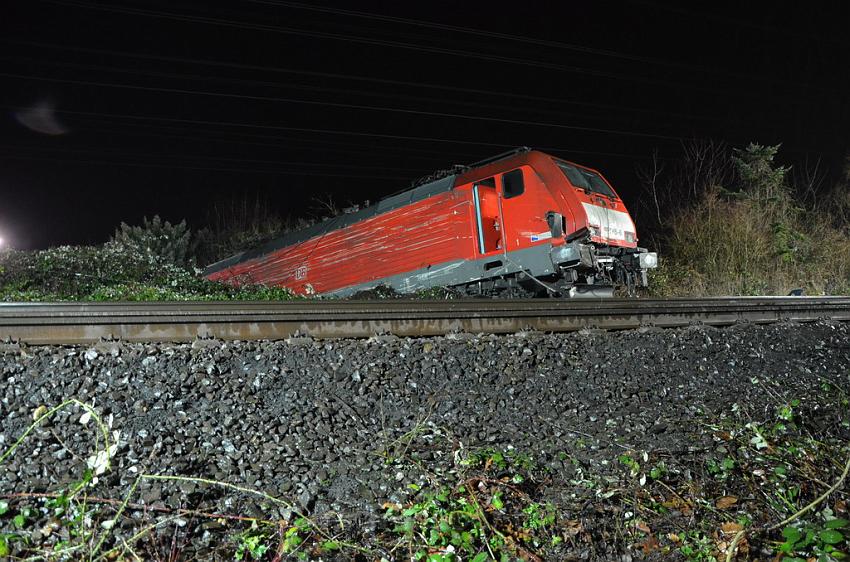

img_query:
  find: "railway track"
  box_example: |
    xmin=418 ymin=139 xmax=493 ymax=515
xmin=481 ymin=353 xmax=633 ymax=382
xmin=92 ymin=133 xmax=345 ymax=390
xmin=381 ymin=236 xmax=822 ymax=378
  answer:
xmin=1 ymin=296 xmax=849 ymax=344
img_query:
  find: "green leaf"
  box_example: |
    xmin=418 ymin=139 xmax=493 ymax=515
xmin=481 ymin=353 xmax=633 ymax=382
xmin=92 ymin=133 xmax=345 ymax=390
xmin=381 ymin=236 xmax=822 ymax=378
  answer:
xmin=471 ymin=553 xmax=489 ymax=562
xmin=826 ymin=519 xmax=850 ymax=529
xmin=12 ymin=514 xmax=25 ymax=529
xmin=820 ymin=529 xmax=845 ymax=545
xmin=782 ymin=526 xmax=802 ymax=543
xmin=491 ymin=493 xmax=504 ymax=510
xmin=320 ymin=541 xmax=340 ymax=551
xmin=800 ymin=529 xmax=816 ymax=547
xmin=0 ymin=501 xmax=8 ymax=516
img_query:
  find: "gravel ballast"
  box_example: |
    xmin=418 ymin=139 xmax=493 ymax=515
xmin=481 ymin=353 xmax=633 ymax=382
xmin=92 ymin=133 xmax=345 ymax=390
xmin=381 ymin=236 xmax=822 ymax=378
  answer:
xmin=1 ymin=320 xmax=849 ymax=559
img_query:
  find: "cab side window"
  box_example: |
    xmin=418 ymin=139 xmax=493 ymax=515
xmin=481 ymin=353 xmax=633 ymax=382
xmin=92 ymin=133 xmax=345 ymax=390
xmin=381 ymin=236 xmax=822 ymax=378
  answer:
xmin=502 ymin=168 xmax=524 ymax=199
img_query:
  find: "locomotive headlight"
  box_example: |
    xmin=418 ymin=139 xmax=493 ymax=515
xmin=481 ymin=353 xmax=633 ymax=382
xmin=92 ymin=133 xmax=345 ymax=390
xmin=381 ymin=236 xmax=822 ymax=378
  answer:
xmin=625 ymin=231 xmax=635 ymax=243
xmin=638 ymin=252 xmax=658 ymax=269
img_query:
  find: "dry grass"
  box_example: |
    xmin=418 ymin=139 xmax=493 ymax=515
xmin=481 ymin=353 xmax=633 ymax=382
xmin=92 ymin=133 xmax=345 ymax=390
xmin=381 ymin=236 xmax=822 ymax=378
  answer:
xmin=645 ymin=144 xmax=850 ymax=297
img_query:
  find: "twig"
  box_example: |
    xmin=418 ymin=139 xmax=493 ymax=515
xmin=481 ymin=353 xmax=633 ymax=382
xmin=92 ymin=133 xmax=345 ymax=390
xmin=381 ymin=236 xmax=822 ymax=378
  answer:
xmin=725 ymin=451 xmax=850 ymax=562
xmin=768 ymin=452 xmax=850 ymax=531
xmin=1 ymin=491 xmax=266 ymax=523
xmin=462 ymin=483 xmax=498 ymax=561
xmin=48 ymin=427 xmax=85 ymax=463
xmin=464 ymin=476 xmax=530 ymax=500
xmin=543 ymin=417 xmax=632 ymax=451
xmin=653 ymin=480 xmax=692 ymax=514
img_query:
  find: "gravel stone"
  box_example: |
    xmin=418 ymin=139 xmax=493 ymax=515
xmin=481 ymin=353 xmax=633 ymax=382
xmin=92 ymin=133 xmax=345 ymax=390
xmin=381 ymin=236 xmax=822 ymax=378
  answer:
xmin=0 ymin=320 xmax=848 ymax=527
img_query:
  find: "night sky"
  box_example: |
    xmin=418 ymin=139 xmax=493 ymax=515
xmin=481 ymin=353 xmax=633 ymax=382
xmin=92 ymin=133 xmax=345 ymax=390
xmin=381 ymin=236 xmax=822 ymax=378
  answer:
xmin=2 ymin=1 xmax=848 ymax=250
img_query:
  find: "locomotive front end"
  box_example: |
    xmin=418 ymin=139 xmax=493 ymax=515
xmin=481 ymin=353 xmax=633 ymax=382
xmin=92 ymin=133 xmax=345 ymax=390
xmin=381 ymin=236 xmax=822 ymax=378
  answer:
xmin=546 ymin=159 xmax=657 ymax=296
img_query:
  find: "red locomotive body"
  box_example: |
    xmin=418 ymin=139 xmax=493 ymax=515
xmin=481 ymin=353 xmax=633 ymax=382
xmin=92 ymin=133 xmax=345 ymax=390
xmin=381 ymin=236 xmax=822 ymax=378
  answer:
xmin=205 ymin=148 xmax=657 ymax=297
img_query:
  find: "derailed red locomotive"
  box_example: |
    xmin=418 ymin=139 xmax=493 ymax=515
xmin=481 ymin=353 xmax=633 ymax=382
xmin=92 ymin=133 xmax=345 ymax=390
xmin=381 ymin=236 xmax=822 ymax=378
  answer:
xmin=205 ymin=148 xmax=657 ymax=297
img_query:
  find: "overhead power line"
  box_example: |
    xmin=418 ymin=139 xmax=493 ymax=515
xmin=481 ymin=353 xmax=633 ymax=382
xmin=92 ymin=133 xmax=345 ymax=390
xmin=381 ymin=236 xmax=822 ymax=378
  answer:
xmin=2 ymin=72 xmax=687 ymax=141
xmin=0 ymin=45 xmax=711 ymax=122
xmin=0 ymin=143 xmax=426 ymax=172
xmin=37 ymin=0 xmax=822 ymax=100
xmin=251 ymin=0 xmax=836 ymax=90
xmin=73 ymin=123 xmax=487 ymax=161
xmin=3 ymin=104 xmax=651 ymax=161
xmin=1 ymin=154 xmax=412 ymax=180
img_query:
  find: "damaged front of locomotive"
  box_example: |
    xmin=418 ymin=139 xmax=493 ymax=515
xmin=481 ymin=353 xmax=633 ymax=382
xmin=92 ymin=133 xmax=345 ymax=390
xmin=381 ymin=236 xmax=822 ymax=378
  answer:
xmin=543 ymin=157 xmax=657 ymax=297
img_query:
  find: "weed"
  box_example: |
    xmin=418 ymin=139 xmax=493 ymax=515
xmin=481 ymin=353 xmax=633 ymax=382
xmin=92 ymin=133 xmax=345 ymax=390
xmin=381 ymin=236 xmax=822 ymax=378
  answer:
xmin=679 ymin=530 xmax=717 ymax=561
xmin=235 ymin=526 xmax=272 ymax=560
xmin=281 ymin=517 xmax=313 ymax=559
xmin=649 ymin=461 xmax=668 ymax=480
xmin=386 ymin=486 xmax=493 ymax=561
xmin=776 ymin=516 xmax=848 ymax=560
xmin=706 ymin=456 xmax=735 ymax=480
xmin=618 ymin=454 xmax=641 ymax=477
xmin=522 ymin=502 xmax=556 ymax=531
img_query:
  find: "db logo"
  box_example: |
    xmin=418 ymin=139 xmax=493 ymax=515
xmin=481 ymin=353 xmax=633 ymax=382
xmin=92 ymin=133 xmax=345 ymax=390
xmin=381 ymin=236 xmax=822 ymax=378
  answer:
xmin=294 ymin=266 xmax=308 ymax=281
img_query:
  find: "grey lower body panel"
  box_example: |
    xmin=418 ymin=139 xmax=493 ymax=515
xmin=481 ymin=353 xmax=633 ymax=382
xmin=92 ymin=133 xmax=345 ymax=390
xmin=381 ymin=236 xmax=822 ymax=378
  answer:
xmin=327 ymin=244 xmax=556 ymax=297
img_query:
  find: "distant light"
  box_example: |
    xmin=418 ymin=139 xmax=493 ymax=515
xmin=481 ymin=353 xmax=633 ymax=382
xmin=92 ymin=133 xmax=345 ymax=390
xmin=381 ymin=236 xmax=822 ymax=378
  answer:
xmin=0 ymin=237 xmax=4 ymax=248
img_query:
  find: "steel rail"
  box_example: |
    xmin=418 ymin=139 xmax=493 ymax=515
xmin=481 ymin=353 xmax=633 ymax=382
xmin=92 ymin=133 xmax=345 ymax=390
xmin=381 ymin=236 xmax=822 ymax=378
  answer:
xmin=0 ymin=297 xmax=848 ymax=344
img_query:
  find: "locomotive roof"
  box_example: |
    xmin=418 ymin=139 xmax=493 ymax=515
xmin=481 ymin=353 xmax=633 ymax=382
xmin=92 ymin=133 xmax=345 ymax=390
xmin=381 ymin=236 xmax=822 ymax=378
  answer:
xmin=204 ymin=148 xmax=542 ymax=276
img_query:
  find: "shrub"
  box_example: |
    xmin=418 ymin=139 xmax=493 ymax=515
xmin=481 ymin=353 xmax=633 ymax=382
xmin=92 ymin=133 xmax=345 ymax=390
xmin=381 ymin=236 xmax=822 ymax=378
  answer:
xmin=0 ymin=244 xmax=297 ymax=302
xmin=647 ymin=143 xmax=850 ymax=296
xmin=110 ymin=215 xmax=193 ymax=267
xmin=195 ymin=196 xmax=310 ymax=265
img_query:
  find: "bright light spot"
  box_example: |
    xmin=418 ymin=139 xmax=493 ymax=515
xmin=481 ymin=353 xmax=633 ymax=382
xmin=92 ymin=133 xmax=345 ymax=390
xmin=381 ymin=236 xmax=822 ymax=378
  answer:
xmin=0 ymin=237 xmax=4 ymax=248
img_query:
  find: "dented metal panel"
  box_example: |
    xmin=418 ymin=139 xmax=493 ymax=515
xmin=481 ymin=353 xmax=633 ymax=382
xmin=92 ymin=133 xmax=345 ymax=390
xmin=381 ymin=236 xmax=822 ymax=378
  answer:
xmin=204 ymin=175 xmax=457 ymax=276
xmin=209 ymin=188 xmax=474 ymax=295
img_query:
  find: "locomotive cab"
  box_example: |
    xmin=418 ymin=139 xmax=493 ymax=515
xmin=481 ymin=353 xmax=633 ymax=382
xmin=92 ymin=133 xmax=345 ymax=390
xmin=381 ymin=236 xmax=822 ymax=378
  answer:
xmin=458 ymin=149 xmax=657 ymax=297
xmin=543 ymin=157 xmax=657 ymax=296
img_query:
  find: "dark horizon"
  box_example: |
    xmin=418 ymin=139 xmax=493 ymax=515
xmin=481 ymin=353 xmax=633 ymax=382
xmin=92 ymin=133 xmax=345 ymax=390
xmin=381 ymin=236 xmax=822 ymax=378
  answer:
xmin=1 ymin=1 xmax=848 ymax=250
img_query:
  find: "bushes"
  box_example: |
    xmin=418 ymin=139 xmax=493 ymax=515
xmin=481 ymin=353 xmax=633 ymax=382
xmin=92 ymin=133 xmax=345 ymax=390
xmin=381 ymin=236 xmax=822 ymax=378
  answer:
xmin=110 ymin=215 xmax=193 ymax=267
xmin=194 ymin=196 xmax=311 ymax=265
xmin=0 ymin=244 xmax=296 ymax=302
xmin=646 ymin=143 xmax=850 ymax=296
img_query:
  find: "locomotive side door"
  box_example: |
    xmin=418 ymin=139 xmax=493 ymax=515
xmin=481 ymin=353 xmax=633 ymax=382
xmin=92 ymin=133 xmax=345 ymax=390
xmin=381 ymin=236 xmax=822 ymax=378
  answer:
xmin=472 ymin=177 xmax=504 ymax=255
xmin=497 ymin=166 xmax=541 ymax=252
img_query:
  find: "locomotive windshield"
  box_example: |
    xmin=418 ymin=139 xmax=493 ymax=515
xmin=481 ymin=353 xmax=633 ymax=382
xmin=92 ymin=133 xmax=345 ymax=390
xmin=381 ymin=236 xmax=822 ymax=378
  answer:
xmin=556 ymin=161 xmax=617 ymax=199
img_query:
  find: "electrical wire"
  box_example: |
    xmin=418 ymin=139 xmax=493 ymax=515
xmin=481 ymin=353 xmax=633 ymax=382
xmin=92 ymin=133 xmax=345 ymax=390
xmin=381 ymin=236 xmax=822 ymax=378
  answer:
xmin=0 ymin=41 xmax=712 ymax=121
xmin=0 ymin=154 xmax=411 ymax=179
xmin=35 ymin=0 xmax=814 ymax=99
xmin=0 ymin=51 xmax=710 ymax=124
xmin=5 ymin=105 xmax=653 ymax=160
xmin=249 ymin=0 xmax=838 ymax=91
xmin=1 ymin=72 xmax=686 ymax=141
xmin=0 ymin=144 xmax=426 ymax=172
